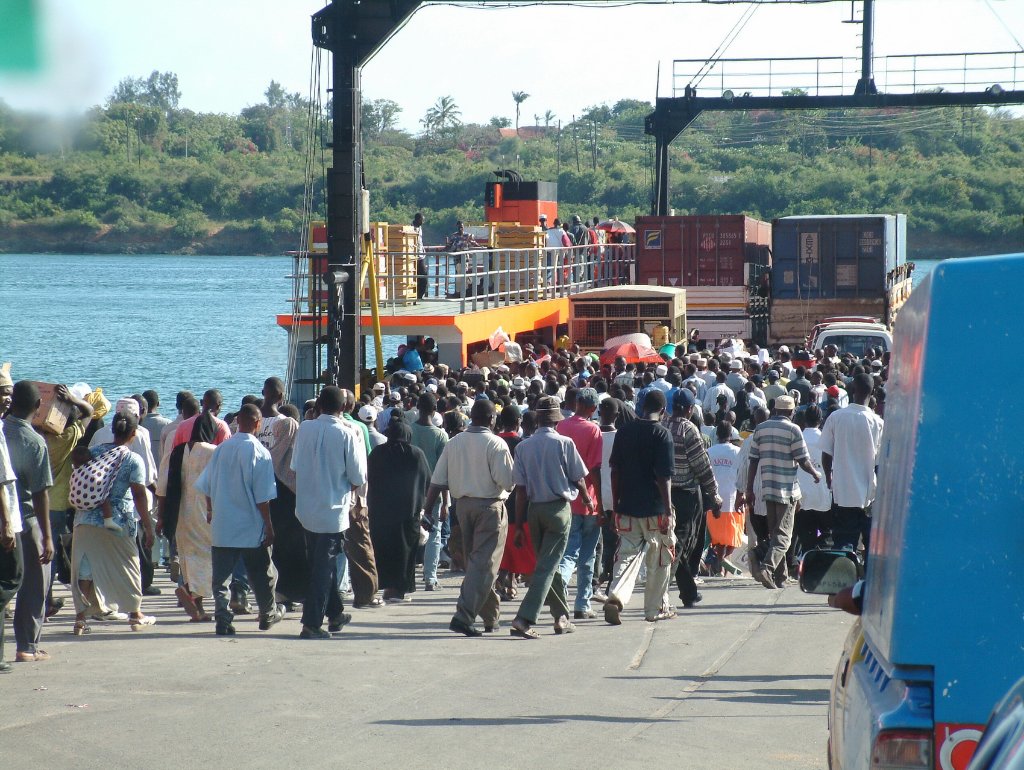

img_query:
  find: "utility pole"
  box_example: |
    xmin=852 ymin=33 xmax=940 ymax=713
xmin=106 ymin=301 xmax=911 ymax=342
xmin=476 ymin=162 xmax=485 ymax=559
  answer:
xmin=572 ymin=115 xmax=580 ymax=172
xmin=556 ymin=120 xmax=561 ymax=179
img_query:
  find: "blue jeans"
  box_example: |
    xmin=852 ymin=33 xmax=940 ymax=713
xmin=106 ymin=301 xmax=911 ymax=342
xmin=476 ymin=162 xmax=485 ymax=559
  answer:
xmin=557 ymin=514 xmax=602 ymax=612
xmin=302 ymin=530 xmax=345 ymax=631
xmin=335 ymin=549 xmax=350 ymax=593
xmin=422 ymin=499 xmax=443 ymax=585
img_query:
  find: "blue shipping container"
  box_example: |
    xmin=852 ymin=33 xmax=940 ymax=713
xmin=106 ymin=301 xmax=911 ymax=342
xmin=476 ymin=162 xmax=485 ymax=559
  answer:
xmin=771 ymin=214 xmax=905 ymax=300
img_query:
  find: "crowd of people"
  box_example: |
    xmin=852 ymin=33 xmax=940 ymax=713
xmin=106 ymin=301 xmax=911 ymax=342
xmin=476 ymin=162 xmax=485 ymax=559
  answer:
xmin=0 ymin=336 xmax=885 ymax=668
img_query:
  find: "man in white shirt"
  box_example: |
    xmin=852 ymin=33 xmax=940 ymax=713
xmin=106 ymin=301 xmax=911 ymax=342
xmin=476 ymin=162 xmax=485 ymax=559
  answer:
xmin=794 ymin=404 xmax=832 ymax=552
xmin=291 ymin=386 xmax=367 ymax=640
xmin=651 ymin=364 xmax=671 ymax=393
xmin=702 ymin=371 xmax=736 ymax=415
xmin=0 ymin=384 xmax=25 ymax=673
xmin=819 ymin=374 xmax=884 ymax=553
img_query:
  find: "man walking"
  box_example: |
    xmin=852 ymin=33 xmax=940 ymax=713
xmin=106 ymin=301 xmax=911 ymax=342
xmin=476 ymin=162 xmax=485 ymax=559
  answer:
xmin=291 ymin=386 xmax=367 ymax=639
xmin=745 ymin=395 xmax=821 ymax=589
xmin=410 ymin=392 xmax=448 ymax=591
xmin=0 ymin=371 xmax=23 ymax=672
xmin=820 ymin=373 xmax=884 ymax=553
xmin=341 ymin=390 xmax=381 ymax=609
xmin=196 ymin=404 xmax=285 ymax=636
xmin=664 ymin=389 xmax=721 ymax=609
xmin=509 ymin=396 xmax=593 ymax=639
xmin=554 ymin=387 xmax=604 ymax=619
xmin=4 ymin=381 xmax=54 ymax=663
xmin=604 ymin=389 xmax=676 ymax=625
xmin=424 ymin=399 xmax=515 ymax=637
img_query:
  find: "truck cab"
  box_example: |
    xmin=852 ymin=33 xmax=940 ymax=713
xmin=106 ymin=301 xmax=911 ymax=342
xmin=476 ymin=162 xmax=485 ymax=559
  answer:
xmin=807 ymin=316 xmax=892 ymax=356
xmin=825 ymin=254 xmax=1024 ymax=770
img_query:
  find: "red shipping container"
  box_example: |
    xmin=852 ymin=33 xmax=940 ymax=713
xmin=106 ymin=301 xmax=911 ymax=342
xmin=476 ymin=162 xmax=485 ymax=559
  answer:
xmin=635 ymin=215 xmax=771 ymax=287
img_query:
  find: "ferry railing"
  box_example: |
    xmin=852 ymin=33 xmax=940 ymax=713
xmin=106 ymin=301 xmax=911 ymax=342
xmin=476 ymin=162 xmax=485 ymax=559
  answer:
xmin=363 ymin=243 xmax=636 ymax=315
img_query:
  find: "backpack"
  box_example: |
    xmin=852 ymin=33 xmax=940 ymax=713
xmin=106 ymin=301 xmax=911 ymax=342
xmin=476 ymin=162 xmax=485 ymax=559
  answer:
xmin=69 ymin=445 xmax=131 ymax=512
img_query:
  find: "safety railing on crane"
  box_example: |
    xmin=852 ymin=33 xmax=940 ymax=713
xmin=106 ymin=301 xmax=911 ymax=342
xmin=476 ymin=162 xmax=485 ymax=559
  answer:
xmin=672 ymin=50 xmax=1024 ymax=98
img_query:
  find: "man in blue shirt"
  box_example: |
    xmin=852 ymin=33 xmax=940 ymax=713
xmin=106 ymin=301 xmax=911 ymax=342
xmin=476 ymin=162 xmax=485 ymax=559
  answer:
xmin=196 ymin=404 xmax=284 ymax=636
xmin=291 ymin=386 xmax=366 ymax=640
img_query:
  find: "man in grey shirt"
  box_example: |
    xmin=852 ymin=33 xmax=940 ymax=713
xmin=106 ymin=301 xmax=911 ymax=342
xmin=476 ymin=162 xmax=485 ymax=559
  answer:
xmin=4 ymin=381 xmax=54 ymax=662
xmin=509 ymin=396 xmax=594 ymax=639
xmin=424 ymin=399 xmax=515 ymax=637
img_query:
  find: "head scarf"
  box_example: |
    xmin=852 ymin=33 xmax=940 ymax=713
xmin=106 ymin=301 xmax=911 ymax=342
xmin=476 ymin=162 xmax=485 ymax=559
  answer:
xmin=115 ymin=398 xmax=140 ymax=419
xmin=0 ymin=363 xmax=12 ymax=388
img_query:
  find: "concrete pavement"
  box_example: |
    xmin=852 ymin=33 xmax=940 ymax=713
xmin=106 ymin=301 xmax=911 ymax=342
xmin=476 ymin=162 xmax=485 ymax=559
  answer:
xmin=0 ymin=571 xmax=854 ymax=769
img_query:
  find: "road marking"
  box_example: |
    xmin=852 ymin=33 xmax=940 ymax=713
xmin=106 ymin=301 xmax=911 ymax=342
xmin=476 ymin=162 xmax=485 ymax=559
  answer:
xmin=627 ymin=623 xmax=657 ymax=670
xmin=623 ymin=589 xmax=784 ymax=741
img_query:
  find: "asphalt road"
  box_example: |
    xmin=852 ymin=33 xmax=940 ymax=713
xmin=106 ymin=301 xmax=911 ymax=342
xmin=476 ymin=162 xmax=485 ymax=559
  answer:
xmin=0 ymin=571 xmax=853 ymax=769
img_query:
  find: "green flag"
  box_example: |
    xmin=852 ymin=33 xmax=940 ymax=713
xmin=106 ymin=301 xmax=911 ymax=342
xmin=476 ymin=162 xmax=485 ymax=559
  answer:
xmin=0 ymin=0 xmax=40 ymax=71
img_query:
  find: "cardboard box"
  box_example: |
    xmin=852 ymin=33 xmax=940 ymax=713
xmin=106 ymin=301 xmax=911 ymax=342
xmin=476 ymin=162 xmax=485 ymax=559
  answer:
xmin=32 ymin=382 xmax=72 ymax=435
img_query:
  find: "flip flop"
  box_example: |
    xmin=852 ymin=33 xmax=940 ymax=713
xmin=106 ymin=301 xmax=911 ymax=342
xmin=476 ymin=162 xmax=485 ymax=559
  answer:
xmin=510 ymin=626 xmax=540 ymax=640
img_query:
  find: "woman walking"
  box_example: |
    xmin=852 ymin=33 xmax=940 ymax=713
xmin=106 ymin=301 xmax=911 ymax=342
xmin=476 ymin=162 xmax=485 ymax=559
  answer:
xmin=367 ymin=419 xmax=431 ymax=603
xmin=157 ymin=412 xmax=217 ymax=621
xmin=70 ymin=411 xmax=156 ymax=635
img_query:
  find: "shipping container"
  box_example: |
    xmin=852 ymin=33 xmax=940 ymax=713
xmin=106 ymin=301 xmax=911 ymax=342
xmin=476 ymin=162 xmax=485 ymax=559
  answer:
xmin=768 ymin=298 xmax=887 ymax=345
xmin=770 ymin=214 xmax=906 ymax=300
xmin=635 ymin=215 xmax=771 ymax=287
xmin=654 ymin=284 xmax=752 ymax=342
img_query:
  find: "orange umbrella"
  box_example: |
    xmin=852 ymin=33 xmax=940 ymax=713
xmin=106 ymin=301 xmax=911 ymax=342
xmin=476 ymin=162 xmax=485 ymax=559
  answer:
xmin=600 ymin=341 xmax=664 ymax=366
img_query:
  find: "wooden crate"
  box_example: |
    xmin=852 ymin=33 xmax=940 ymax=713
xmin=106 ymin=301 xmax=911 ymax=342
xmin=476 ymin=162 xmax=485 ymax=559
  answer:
xmin=496 ymin=224 xmax=545 ymax=250
xmin=363 ymin=222 xmax=389 ymax=302
xmin=769 ymin=298 xmax=886 ymax=345
xmin=385 ymin=225 xmax=419 ymax=303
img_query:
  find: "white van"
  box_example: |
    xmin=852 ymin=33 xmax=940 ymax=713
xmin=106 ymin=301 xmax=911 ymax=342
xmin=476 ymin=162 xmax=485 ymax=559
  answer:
xmin=807 ymin=317 xmax=892 ymax=356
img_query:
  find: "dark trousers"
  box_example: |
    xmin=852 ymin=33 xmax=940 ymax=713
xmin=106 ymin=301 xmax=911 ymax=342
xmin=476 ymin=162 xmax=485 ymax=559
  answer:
xmin=137 ymin=527 xmax=154 ymax=591
xmin=301 ymin=530 xmax=345 ymax=630
xmin=832 ymin=505 xmax=868 ymax=552
xmin=794 ymin=507 xmax=832 ymax=554
xmin=0 ymin=535 xmax=24 ymax=663
xmin=211 ymin=545 xmax=278 ymax=626
xmin=671 ymin=487 xmax=705 ymax=603
xmin=15 ymin=517 xmax=51 ymax=654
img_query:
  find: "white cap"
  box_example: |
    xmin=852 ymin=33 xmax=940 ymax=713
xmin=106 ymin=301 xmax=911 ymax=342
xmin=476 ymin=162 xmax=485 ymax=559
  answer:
xmin=372 ymin=382 xmax=386 ymax=392
xmin=655 ymin=364 xmax=668 ymax=377
xmin=512 ymin=376 xmax=526 ymax=389
xmin=431 ymin=412 xmax=444 ymax=428
xmin=778 ymin=345 xmax=790 ymax=354
xmin=730 ymin=359 xmax=743 ymax=370
xmin=426 ymin=383 xmax=438 ymax=393
xmin=358 ymin=404 xmax=378 ymax=423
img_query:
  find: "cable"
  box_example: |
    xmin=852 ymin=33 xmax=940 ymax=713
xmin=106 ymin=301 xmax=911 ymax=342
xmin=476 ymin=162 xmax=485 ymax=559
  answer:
xmin=983 ymin=0 xmax=1024 ymax=52
xmin=691 ymin=3 xmax=761 ymax=89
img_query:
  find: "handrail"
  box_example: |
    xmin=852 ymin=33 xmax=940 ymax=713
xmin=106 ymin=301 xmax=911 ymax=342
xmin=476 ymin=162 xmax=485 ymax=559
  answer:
xmin=286 ymin=243 xmax=637 ymax=316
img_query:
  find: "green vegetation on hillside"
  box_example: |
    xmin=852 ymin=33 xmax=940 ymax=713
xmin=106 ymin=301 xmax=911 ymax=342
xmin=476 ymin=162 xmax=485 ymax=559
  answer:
xmin=0 ymin=71 xmax=1022 ymax=256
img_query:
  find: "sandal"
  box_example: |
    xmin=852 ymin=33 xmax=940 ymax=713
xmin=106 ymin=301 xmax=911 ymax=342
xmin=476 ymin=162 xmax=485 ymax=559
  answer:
xmin=129 ymin=614 xmax=156 ymax=631
xmin=176 ymin=586 xmax=201 ymax=622
xmin=73 ymin=620 xmax=91 ymax=636
xmin=510 ymin=625 xmax=540 ymax=640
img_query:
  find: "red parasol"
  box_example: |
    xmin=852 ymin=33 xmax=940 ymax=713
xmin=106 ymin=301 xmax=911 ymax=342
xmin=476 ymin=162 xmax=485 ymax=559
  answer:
xmin=595 ymin=219 xmax=635 ymax=234
xmin=600 ymin=341 xmax=664 ymax=366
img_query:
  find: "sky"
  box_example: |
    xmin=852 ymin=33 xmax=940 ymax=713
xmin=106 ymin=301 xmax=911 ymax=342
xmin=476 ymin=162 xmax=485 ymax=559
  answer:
xmin=1 ymin=0 xmax=1023 ymax=131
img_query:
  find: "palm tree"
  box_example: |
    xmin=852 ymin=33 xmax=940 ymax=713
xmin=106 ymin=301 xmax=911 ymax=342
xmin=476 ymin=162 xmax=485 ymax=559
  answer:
xmin=421 ymin=95 xmax=462 ymax=137
xmin=544 ymin=109 xmax=556 ymax=129
xmin=512 ymin=91 xmax=530 ymax=135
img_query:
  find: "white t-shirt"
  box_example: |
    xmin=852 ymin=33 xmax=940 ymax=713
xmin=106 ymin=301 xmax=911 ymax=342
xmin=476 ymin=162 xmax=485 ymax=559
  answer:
xmin=818 ymin=404 xmax=884 ymax=508
xmin=707 ymin=442 xmax=741 ymax=512
xmin=0 ymin=423 xmax=23 ymax=534
xmin=600 ymin=427 xmax=616 ymax=511
xmin=798 ymin=427 xmax=832 ymax=512
xmin=255 ymin=414 xmax=282 ymax=452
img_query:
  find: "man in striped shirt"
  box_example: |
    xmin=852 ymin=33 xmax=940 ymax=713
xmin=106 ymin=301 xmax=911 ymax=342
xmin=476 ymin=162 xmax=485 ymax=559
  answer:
xmin=745 ymin=395 xmax=821 ymax=589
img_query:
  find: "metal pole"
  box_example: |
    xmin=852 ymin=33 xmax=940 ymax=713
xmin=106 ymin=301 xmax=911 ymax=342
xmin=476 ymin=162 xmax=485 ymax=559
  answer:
xmin=322 ymin=1 xmax=361 ymax=391
xmin=856 ymin=0 xmax=877 ymax=95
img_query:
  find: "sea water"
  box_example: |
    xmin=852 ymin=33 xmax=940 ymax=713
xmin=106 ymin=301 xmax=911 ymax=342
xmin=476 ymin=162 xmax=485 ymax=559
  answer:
xmin=0 ymin=253 xmax=944 ymax=408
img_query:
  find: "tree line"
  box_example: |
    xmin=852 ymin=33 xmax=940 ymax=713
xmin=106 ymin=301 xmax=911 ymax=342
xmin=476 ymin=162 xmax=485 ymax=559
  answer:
xmin=0 ymin=70 xmax=1021 ymax=256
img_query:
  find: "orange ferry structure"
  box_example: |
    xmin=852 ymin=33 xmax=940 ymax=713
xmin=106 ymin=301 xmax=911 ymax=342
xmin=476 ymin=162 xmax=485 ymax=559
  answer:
xmin=278 ymin=212 xmax=640 ymax=403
